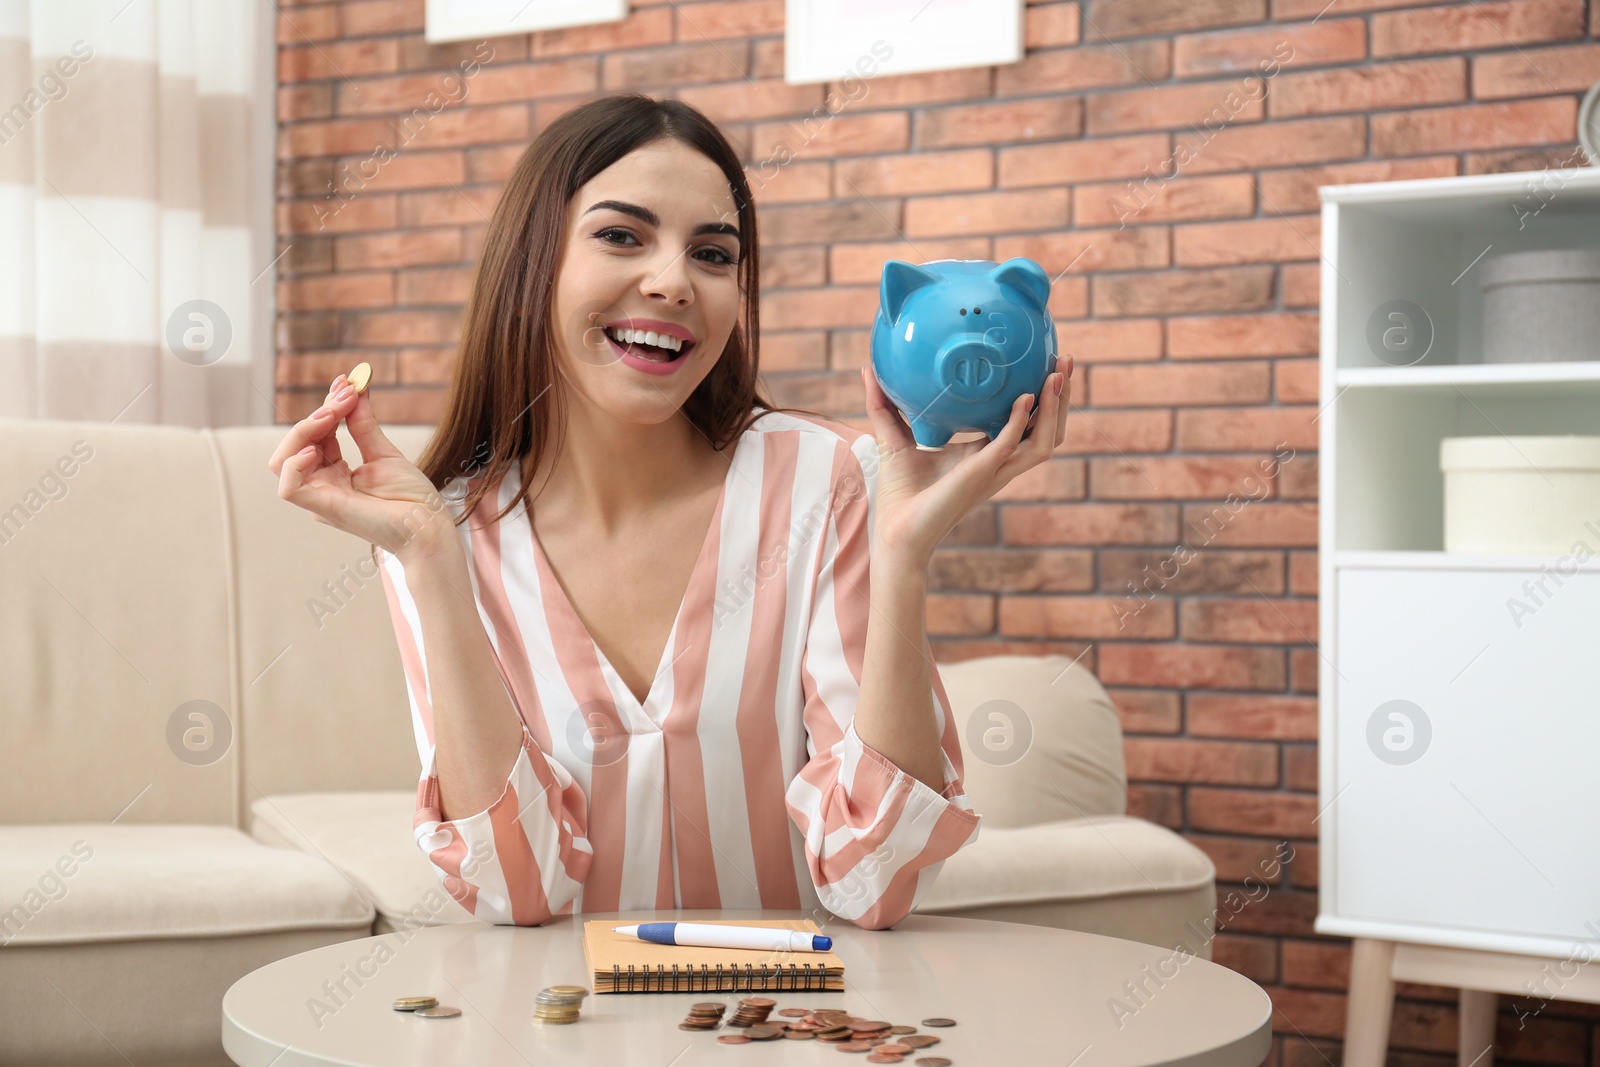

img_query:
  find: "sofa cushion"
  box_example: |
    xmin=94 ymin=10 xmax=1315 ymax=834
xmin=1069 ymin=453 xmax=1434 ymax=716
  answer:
xmin=0 ymin=823 xmax=373 ymax=945
xmin=937 ymin=654 xmax=1128 ymax=828
xmin=249 ymin=791 xmax=474 ymax=928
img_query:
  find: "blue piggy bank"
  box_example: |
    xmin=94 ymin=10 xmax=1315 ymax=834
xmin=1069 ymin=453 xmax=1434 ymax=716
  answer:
xmin=870 ymin=257 xmax=1057 ymax=451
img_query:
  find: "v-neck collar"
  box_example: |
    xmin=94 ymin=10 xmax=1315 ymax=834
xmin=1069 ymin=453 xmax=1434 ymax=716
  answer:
xmin=527 ymin=431 xmax=744 ymax=719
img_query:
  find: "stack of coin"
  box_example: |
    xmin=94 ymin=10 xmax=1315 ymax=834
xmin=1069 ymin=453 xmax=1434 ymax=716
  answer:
xmin=725 ymin=996 xmax=777 ymax=1027
xmin=533 ymin=984 xmax=589 ymax=1024
xmin=392 ymin=996 xmax=437 ymax=1012
xmin=678 ymin=1001 xmax=726 ymax=1031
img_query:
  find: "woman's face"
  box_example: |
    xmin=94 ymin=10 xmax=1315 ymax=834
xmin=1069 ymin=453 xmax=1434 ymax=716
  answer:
xmin=551 ymin=138 xmax=744 ymax=425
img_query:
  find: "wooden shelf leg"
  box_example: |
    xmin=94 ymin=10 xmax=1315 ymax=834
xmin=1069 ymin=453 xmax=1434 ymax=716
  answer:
xmin=1459 ymin=989 xmax=1497 ymax=1067
xmin=1344 ymin=938 xmax=1398 ymax=1067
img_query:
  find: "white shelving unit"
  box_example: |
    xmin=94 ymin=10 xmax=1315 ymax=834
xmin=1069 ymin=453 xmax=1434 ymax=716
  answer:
xmin=1318 ymin=168 xmax=1600 ymax=1067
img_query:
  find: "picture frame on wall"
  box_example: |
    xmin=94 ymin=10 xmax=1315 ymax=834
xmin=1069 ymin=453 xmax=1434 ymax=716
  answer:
xmin=783 ymin=0 xmax=1022 ymax=86
xmin=424 ymin=0 xmax=627 ymax=44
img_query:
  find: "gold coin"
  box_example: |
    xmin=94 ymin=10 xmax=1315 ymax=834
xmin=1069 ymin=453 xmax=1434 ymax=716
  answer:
xmin=544 ymin=985 xmax=589 ymax=997
xmin=414 ymin=1005 xmax=461 ymax=1018
xmin=346 ymin=362 xmax=372 ymax=395
xmin=392 ymin=996 xmax=437 ymax=1011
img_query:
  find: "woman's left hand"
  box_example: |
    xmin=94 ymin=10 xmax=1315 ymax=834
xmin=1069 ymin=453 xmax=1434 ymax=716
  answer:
xmin=862 ymin=353 xmax=1074 ymax=566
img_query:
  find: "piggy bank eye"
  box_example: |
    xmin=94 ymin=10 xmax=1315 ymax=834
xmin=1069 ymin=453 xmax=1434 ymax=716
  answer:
xmin=974 ymin=306 xmax=982 ymax=314
xmin=959 ymin=308 xmax=967 ymax=315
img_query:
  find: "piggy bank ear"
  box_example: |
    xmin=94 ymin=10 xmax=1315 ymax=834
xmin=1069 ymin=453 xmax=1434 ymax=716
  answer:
xmin=988 ymin=258 xmax=1052 ymax=310
xmin=880 ymin=260 xmax=940 ymax=324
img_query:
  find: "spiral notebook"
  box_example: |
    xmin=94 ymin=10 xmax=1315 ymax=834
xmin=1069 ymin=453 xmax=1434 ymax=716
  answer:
xmin=582 ymin=919 xmax=846 ymax=993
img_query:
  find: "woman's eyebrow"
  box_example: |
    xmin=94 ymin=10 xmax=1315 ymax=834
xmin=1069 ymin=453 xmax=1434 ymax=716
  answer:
xmin=582 ymin=199 xmax=740 ymax=242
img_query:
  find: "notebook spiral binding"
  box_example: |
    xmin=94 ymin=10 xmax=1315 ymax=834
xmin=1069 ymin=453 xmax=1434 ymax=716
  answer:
xmin=609 ymin=961 xmax=832 ymax=992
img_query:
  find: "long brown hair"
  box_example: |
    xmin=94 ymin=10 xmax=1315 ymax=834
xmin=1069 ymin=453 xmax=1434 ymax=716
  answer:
xmin=417 ymin=92 xmax=831 ymax=529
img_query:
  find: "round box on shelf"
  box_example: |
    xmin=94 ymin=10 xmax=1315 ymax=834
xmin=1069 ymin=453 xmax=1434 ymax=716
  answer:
xmin=1441 ymin=435 xmax=1600 ymax=553
xmin=1479 ymin=249 xmax=1600 ymax=363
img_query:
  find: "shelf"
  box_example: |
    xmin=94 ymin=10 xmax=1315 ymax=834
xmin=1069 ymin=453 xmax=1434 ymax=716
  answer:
xmin=1336 ymin=361 xmax=1600 ymax=390
xmin=1335 ymin=550 xmax=1600 ymax=573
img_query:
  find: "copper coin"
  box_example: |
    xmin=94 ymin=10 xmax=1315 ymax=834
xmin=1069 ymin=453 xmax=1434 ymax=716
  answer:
xmin=902 ymin=1035 xmax=941 ymax=1048
xmin=742 ymin=997 xmax=777 ymax=1007
xmin=866 ymin=1055 xmax=905 ymax=1064
xmin=836 ymin=1042 xmax=875 ymax=1052
xmin=876 ymin=1043 xmax=913 ymax=1055
xmin=915 ymin=1059 xmax=953 ymax=1066
xmin=779 ymin=1007 xmax=811 ymax=1017
xmin=717 ymin=1034 xmax=752 ymax=1044
xmin=921 ymin=1018 xmax=956 ymax=1027
xmin=692 ymin=1001 xmax=725 ymax=1012
xmin=890 ymin=1025 xmax=917 ymax=1034
xmin=850 ymin=1020 xmax=891 ymax=1031
xmin=680 ymin=1022 xmax=716 ymax=1031
xmin=785 ymin=1029 xmax=816 ymax=1040
xmin=748 ymin=1025 xmax=783 ymax=1040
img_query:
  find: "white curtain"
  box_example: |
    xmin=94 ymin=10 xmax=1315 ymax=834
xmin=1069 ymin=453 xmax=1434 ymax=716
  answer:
xmin=0 ymin=0 xmax=270 ymax=425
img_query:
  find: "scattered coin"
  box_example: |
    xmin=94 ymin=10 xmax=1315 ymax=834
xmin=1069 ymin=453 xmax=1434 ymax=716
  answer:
xmin=546 ymin=985 xmax=589 ymax=997
xmin=784 ymin=1029 xmax=816 ymax=1040
xmin=902 ymin=1035 xmax=941 ymax=1048
xmin=921 ymin=1018 xmax=956 ymax=1028
xmin=392 ymin=996 xmax=437 ymax=1011
xmin=866 ymin=1055 xmax=905 ymax=1064
xmin=915 ymin=1058 xmax=953 ymax=1066
xmin=346 ymin=362 xmax=372 ymax=395
xmin=779 ymin=1007 xmax=812 ymax=1017
xmin=413 ymin=1005 xmax=461 ymax=1018
xmin=717 ymin=1034 xmax=752 ymax=1044
xmin=876 ymin=1043 xmax=914 ymax=1055
xmin=890 ymin=1025 xmax=918 ymax=1034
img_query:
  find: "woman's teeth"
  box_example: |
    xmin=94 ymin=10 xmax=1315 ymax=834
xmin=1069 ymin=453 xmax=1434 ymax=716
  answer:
xmin=607 ymin=327 xmax=686 ymax=361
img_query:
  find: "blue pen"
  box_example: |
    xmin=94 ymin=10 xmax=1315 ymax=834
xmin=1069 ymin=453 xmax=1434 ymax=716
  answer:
xmin=613 ymin=922 xmax=832 ymax=952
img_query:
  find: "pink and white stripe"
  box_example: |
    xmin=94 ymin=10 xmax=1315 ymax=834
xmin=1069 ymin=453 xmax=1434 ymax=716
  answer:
xmin=376 ymin=408 xmax=981 ymax=930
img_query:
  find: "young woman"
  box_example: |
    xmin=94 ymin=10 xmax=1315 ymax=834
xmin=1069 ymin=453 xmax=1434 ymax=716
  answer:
xmin=270 ymin=93 xmax=1073 ymax=930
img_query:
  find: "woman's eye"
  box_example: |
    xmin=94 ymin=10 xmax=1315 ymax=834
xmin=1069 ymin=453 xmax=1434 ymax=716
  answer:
xmin=696 ymin=247 xmax=737 ymax=266
xmin=596 ymin=227 xmax=637 ymax=246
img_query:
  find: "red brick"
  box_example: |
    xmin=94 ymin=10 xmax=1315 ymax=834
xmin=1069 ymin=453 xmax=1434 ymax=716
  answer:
xmin=1110 ymin=688 xmax=1182 ymax=734
xmin=531 ymin=7 xmax=674 ymax=57
xmin=1258 ymin=158 xmax=1459 ymax=213
xmin=1027 ymin=3 xmax=1082 ymax=48
xmin=1285 ymin=745 xmax=1317 ymax=793
xmin=905 ymin=189 xmax=1070 ymax=238
xmin=1000 ymin=594 xmax=1176 ymax=639
xmin=1087 ymin=78 xmax=1267 ymax=135
xmin=1289 ymin=552 xmax=1318 ymax=596
xmin=757 ymin=202 xmax=902 ymax=246
xmin=1097 ymin=645 xmax=1287 ymax=690
xmin=1182 ymin=598 xmax=1318 ymax=643
xmin=1270 ymin=58 xmax=1467 ymax=119
xmin=1282 ymin=940 xmax=1349 ymax=990
xmin=1266 ymin=987 xmax=1346 ymax=1039
xmin=833 ymin=150 xmax=993 ymax=198
xmin=760 ymin=247 xmax=826 ymax=289
xmin=928 ymin=548 xmax=1096 ymax=593
xmin=1094 ymin=268 xmax=1274 ymax=318
xmin=1175 ymin=216 xmax=1321 ymax=266
xmin=1188 ymin=693 xmax=1317 ymax=741
xmin=1190 ymin=787 xmax=1315 ymax=837
xmin=675 ymin=79 xmax=823 ymax=122
xmin=1273 ymin=0 xmax=1432 ymax=13
xmin=1372 ymin=0 xmax=1585 ymax=58
xmin=1076 ymin=174 xmax=1256 ymax=228
xmin=275 ymin=349 xmax=398 ymax=389
xmin=279 ymin=39 xmax=399 ymax=82
xmin=341 ymin=309 xmax=461 ymax=346
xmin=1000 ymin=133 xmax=1173 ymax=188
xmin=998 ymin=40 xmax=1172 ymax=95
xmin=759 ymin=332 xmax=828 ymax=373
xmin=918 ymin=98 xmax=1084 ymax=148
xmin=1175 ymin=19 xmax=1366 ymax=79
xmin=1048 ymin=277 xmax=1090 ymax=320
xmin=280 ymin=194 xmax=398 ymax=234
xmin=1372 ymin=98 xmax=1578 ymax=155
xmin=759 ymin=287 xmax=878 ymax=330
xmin=1062 ymin=408 xmax=1174 ymax=453
xmin=1002 ymin=503 xmax=1180 ymax=545
xmin=829 ymin=239 xmax=990 ymax=287
xmin=1275 ymin=359 xmax=1319 ymax=403
xmin=927 ymin=594 xmax=996 ymax=636
xmin=1127 ymin=783 xmax=1183 ymax=828
xmin=838 ymin=68 xmax=992 ymax=109
xmin=673 ymin=0 xmax=784 ymax=40
xmin=1055 ymin=319 xmax=1165 ymax=364
xmin=340 ymin=0 xmax=424 ymax=36
xmin=1278 ymin=455 xmax=1317 ymax=500
xmin=992 ymin=458 xmax=1089 ymax=502
xmin=342 ymin=61 xmax=595 ymax=114
xmin=1177 ymin=407 xmax=1319 ymax=451
xmin=1091 ymin=361 xmax=1272 ymax=406
xmin=400 ymin=37 xmax=528 ymax=75
xmin=277 ymin=4 xmax=339 ymax=43
xmin=1091 ymin=456 xmax=1279 ymax=500
xmin=603 ymin=43 xmax=749 ymax=87
xmin=1290 ymin=647 xmax=1318 ymax=693
xmin=1086 ymin=0 xmax=1266 ymax=38
xmin=279 ymin=84 xmax=332 ymax=122
xmin=1183 ymin=502 xmax=1317 ymax=547
xmin=1464 ymin=143 xmax=1590 ymax=174
xmin=1280 ymin=266 xmax=1319 ymax=310
xmin=396 ymin=187 xmax=500 ymax=228
xmin=334 ymin=229 xmax=461 ymax=271
xmin=1213 ymin=933 xmax=1280 ymax=982
xmin=1124 ymin=737 xmax=1279 ymax=785
xmin=1169 ymin=314 xmax=1318 ymax=360
xmin=996 ymin=227 xmax=1171 ymax=275
xmin=1101 ymin=549 xmax=1286 ymax=596
xmin=395 ymin=347 xmax=455 ymax=385
xmin=1473 ymin=41 xmax=1600 ymax=99
xmin=751 ymin=112 xmax=909 ymax=160
xmin=396 ymin=267 xmax=472 ymax=306
xmin=746 ymin=161 xmax=832 ymax=205
xmin=1175 ymin=115 xmax=1366 ymax=174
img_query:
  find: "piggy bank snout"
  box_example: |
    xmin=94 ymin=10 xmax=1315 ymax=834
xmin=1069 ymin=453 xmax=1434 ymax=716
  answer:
xmin=934 ymin=335 xmax=1007 ymax=402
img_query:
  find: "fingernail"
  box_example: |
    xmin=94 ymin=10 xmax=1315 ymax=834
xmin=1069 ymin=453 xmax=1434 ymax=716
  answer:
xmin=335 ymin=383 xmax=354 ymax=401
xmin=1055 ymin=374 xmax=1065 ymax=396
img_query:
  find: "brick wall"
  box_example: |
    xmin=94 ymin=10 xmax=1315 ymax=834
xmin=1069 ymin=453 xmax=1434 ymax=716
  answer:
xmin=274 ymin=2 xmax=1600 ymax=1064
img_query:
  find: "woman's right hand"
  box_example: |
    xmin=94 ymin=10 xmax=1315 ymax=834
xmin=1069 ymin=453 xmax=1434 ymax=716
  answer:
xmin=269 ymin=373 xmax=456 ymax=562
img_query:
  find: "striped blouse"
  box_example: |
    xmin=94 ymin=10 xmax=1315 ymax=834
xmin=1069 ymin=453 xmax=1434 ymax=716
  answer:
xmin=375 ymin=407 xmax=982 ymax=931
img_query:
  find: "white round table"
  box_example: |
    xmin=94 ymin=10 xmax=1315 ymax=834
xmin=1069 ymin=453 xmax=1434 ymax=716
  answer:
xmin=222 ymin=909 xmax=1272 ymax=1067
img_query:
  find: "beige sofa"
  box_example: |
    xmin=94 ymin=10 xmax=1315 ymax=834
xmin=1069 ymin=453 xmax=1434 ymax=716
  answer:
xmin=0 ymin=417 xmax=1216 ymax=1067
